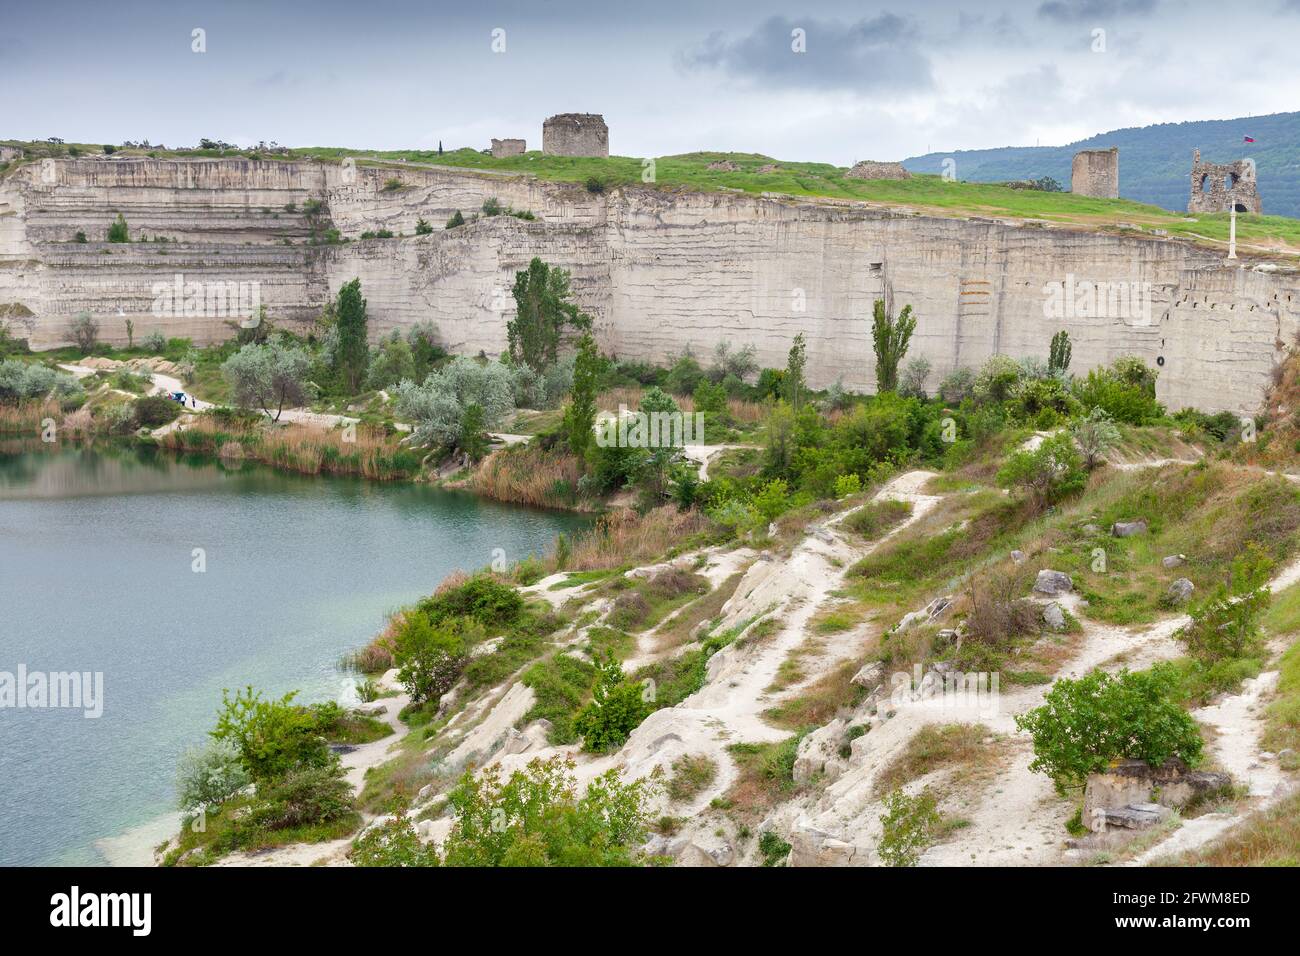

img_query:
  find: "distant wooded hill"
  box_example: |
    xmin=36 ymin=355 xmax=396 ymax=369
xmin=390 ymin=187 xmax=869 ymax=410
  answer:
xmin=902 ymin=111 xmax=1300 ymax=219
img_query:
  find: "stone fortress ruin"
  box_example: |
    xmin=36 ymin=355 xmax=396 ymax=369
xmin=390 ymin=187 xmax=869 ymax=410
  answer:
xmin=490 ymin=138 xmax=526 ymax=158
xmin=1071 ymin=147 xmax=1119 ymax=199
xmin=542 ymin=113 xmax=608 ymax=158
xmin=1188 ymin=149 xmax=1261 ymax=214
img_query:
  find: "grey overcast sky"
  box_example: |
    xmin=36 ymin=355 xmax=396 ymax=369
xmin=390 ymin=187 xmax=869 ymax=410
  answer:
xmin=2 ymin=0 xmax=1297 ymax=163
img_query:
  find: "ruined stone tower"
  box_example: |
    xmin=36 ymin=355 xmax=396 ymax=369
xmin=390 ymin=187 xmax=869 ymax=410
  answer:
xmin=1071 ymin=147 xmax=1119 ymax=199
xmin=491 ymin=138 xmax=526 ymax=158
xmin=542 ymin=114 xmax=608 ymax=158
xmin=1188 ymin=149 xmax=1261 ymax=214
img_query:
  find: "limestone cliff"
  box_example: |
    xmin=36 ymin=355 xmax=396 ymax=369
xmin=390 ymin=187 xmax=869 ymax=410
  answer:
xmin=3 ymin=155 xmax=1297 ymax=413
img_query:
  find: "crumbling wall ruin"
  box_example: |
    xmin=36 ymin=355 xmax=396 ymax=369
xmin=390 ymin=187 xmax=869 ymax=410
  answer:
xmin=1189 ymin=149 xmax=1262 ymax=214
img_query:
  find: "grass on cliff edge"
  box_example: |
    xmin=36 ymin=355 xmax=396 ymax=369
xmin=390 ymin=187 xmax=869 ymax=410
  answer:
xmin=8 ymin=139 xmax=1300 ymax=253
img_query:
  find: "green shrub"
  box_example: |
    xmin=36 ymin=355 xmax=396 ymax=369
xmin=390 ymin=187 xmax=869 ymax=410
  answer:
xmin=416 ymin=573 xmax=523 ymax=629
xmin=758 ymin=830 xmax=792 ymax=866
xmin=441 ymin=755 xmax=655 ymax=866
xmin=244 ymin=763 xmax=353 ymax=831
xmin=1178 ymin=545 xmax=1272 ymax=668
xmin=878 ymin=787 xmax=941 ymax=866
xmin=350 ymin=809 xmax=440 ymax=866
xmin=106 ymin=213 xmax=129 ymax=243
xmin=572 ymin=659 xmax=652 ymax=752
xmin=393 ymin=615 xmax=478 ymax=705
xmin=996 ymin=431 xmax=1085 ymax=509
xmin=1014 ymin=664 xmax=1203 ymax=793
xmin=132 ymin=394 xmax=181 ymax=428
xmin=175 ymin=739 xmax=250 ymax=812
xmin=211 ymin=686 xmax=332 ymax=782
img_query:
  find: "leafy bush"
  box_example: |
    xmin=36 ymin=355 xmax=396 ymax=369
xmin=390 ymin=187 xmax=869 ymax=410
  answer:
xmin=142 ymin=331 xmax=168 ymax=353
xmin=175 ymin=739 xmax=250 ymax=812
xmin=1178 ymin=546 xmax=1271 ymax=668
xmin=350 ymin=809 xmax=440 ymax=866
xmin=1014 ymin=665 xmax=1203 ymax=793
xmin=1073 ymin=358 xmax=1164 ymax=424
xmin=0 ymin=360 xmax=83 ymax=405
xmin=394 ymin=356 xmax=515 ymax=448
xmin=106 ymin=214 xmax=129 ymax=243
xmin=211 ymin=686 xmax=332 ymax=782
xmin=758 ymin=830 xmax=792 ymax=866
xmin=440 ymin=755 xmax=655 ymax=866
xmin=131 ymin=395 xmax=181 ymax=428
xmin=996 ymin=431 xmax=1085 ymax=509
xmin=393 ymin=615 xmax=476 ymax=705
xmin=572 ymin=659 xmax=652 ymax=752
xmin=244 ymin=763 xmax=353 ymax=830
xmin=973 ymin=354 xmax=1022 ymax=403
xmin=878 ymin=788 xmax=940 ymax=866
xmin=1072 ymin=406 xmax=1120 ymax=469
xmin=416 ymin=573 xmax=523 ymax=629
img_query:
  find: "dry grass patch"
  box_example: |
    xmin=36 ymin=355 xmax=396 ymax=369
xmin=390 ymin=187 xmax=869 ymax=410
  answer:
xmin=872 ymin=723 xmax=999 ymax=798
xmin=764 ymin=657 xmax=863 ymax=730
xmin=653 ymin=569 xmax=746 ymax=651
xmin=1166 ymin=790 xmax=1300 ymax=866
xmin=667 ymin=754 xmax=718 ymax=803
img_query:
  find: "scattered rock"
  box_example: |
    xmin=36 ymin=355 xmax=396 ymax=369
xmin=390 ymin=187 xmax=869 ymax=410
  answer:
xmin=1101 ymin=803 xmax=1172 ymax=830
xmin=1082 ymin=523 xmax=1101 ymax=535
xmin=1042 ymin=602 xmax=1066 ymax=631
xmin=1111 ymin=520 xmax=1149 ymax=538
xmin=757 ymin=163 xmax=780 ymax=173
xmin=1168 ymin=578 xmax=1195 ymax=603
xmin=1033 ymin=569 xmax=1074 ymax=595
xmin=894 ymin=610 xmax=929 ymax=632
xmin=793 ymin=718 xmax=849 ymax=784
xmin=1162 ymin=554 xmax=1187 ymax=569
xmin=354 ymin=702 xmax=387 ymax=717
xmin=850 ymin=661 xmax=885 ymax=690
xmin=706 ymin=160 xmax=740 ymax=172
xmin=1010 ymin=549 xmax=1026 ymax=564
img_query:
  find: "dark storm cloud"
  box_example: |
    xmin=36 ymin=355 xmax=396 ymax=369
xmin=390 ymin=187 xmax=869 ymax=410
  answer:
xmin=1037 ymin=0 xmax=1158 ymax=21
xmin=678 ymin=13 xmax=934 ymax=93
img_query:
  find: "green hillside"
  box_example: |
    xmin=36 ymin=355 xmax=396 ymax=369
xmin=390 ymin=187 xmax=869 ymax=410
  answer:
xmin=903 ymin=111 xmax=1300 ymax=218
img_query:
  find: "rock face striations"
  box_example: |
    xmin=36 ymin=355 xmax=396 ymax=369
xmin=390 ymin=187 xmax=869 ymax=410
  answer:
xmin=3 ymin=156 xmax=1298 ymax=413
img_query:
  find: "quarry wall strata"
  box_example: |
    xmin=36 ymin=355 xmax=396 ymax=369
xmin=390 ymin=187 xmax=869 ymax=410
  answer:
xmin=3 ymin=157 xmax=1297 ymax=414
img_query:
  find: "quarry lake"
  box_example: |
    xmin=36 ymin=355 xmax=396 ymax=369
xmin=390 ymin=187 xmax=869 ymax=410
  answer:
xmin=0 ymin=442 xmax=588 ymax=866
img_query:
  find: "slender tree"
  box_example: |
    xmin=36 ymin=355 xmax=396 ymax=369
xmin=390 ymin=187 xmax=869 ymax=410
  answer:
xmin=871 ymin=299 xmax=916 ymax=393
xmin=564 ymin=331 xmax=599 ymax=462
xmin=507 ymin=257 xmax=591 ymax=374
xmin=784 ymin=333 xmax=807 ymax=411
xmin=1049 ymin=329 xmax=1072 ymax=376
xmin=334 ymin=278 xmax=369 ymax=394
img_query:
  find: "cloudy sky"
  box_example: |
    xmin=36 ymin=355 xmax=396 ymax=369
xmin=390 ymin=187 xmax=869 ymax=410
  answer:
xmin=2 ymin=0 xmax=1296 ymax=164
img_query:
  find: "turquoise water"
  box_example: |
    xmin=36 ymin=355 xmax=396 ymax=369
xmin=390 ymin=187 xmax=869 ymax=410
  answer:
xmin=0 ymin=442 xmax=587 ymax=866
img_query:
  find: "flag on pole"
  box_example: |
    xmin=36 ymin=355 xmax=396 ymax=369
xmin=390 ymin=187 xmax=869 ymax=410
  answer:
xmin=1244 ymin=136 xmax=1256 ymax=143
